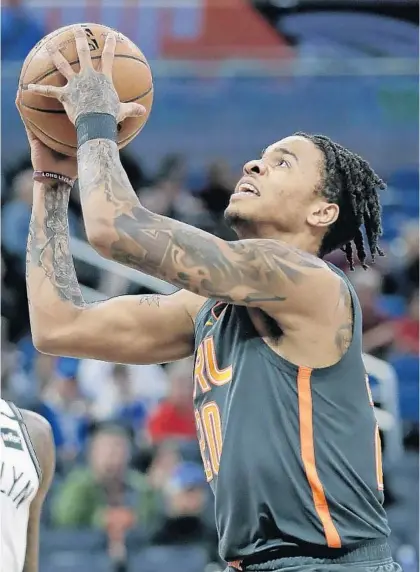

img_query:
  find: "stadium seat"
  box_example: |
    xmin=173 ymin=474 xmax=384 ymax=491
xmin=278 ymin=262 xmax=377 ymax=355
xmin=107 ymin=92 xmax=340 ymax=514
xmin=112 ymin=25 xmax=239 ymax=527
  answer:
xmin=387 ymin=170 xmax=419 ymax=192
xmin=376 ymin=295 xmax=407 ymax=318
xmin=389 ymin=355 xmax=420 ymax=423
xmin=40 ymin=552 xmax=110 ymax=572
xmin=129 ymin=544 xmax=209 ymax=572
xmin=40 ymin=529 xmax=106 ymax=553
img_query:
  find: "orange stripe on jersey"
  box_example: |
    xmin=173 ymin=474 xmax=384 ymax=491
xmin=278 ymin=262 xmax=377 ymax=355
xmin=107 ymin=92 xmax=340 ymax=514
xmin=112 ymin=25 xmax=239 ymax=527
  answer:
xmin=375 ymin=425 xmax=384 ymax=491
xmin=297 ymin=366 xmax=342 ymax=549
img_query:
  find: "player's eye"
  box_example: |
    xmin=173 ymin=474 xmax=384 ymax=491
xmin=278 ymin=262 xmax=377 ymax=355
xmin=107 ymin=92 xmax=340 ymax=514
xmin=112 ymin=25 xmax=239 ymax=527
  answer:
xmin=276 ymin=159 xmax=289 ymax=168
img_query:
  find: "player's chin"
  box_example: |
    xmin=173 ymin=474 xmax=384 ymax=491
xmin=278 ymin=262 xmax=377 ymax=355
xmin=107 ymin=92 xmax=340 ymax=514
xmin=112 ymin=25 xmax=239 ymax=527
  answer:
xmin=224 ymin=201 xmax=255 ymax=228
xmin=224 ymin=201 xmax=242 ymax=221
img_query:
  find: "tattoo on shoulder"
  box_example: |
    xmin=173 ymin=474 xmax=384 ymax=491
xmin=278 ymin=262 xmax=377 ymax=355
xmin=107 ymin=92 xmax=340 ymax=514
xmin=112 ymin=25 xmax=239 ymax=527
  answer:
xmin=335 ymin=279 xmax=353 ymax=356
xmin=139 ymin=294 xmax=161 ymax=307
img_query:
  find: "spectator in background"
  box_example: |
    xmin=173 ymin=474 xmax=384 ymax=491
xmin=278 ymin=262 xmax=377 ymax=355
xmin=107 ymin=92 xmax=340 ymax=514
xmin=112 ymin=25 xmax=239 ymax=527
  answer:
xmin=139 ymin=154 xmax=216 ymax=233
xmin=39 ymin=358 xmax=90 ymax=467
xmin=1 ymin=0 xmax=45 ymax=61
xmin=2 ymin=168 xmax=33 ymax=274
xmin=151 ymin=462 xmax=209 ymax=545
xmin=147 ymin=441 xmax=181 ymax=492
xmin=51 ymin=425 xmax=160 ymax=529
xmin=2 ymin=166 xmax=80 ymax=276
xmin=199 ymin=159 xmax=234 ymax=218
xmin=77 ymin=359 xmax=168 ymax=421
xmin=391 ymin=289 xmax=419 ymax=356
xmin=384 ymin=220 xmax=419 ymax=299
xmin=147 ymin=359 xmax=196 ymax=445
xmin=349 ymin=267 xmax=394 ymax=359
xmin=359 ymin=287 xmax=419 ymax=359
xmin=111 ymin=364 xmax=149 ymax=434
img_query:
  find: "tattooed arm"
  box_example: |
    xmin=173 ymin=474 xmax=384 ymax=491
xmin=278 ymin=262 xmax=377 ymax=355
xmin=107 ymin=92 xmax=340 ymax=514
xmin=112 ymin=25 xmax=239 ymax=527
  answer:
xmin=21 ymin=410 xmax=55 ymax=572
xmin=27 ymin=181 xmax=204 ymax=363
xmin=78 ymin=140 xmax=339 ymax=316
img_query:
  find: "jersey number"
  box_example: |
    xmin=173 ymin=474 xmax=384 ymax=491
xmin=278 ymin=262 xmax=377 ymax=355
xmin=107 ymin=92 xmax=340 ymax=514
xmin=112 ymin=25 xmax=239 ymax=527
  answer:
xmin=365 ymin=375 xmax=384 ymax=491
xmin=195 ymin=402 xmax=223 ymax=482
xmin=194 ymin=337 xmax=232 ymax=482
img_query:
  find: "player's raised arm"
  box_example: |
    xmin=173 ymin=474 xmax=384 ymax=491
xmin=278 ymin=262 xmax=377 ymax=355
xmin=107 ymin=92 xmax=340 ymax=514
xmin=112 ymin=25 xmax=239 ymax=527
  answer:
xmin=26 ymin=178 xmax=202 ymax=362
xmin=19 ymin=107 xmax=204 ymax=363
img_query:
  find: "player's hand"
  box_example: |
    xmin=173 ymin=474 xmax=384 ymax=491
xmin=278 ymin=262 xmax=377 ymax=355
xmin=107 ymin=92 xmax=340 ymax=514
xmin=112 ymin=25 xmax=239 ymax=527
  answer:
xmin=25 ymin=26 xmax=146 ymax=125
xmin=15 ymin=93 xmax=77 ymax=179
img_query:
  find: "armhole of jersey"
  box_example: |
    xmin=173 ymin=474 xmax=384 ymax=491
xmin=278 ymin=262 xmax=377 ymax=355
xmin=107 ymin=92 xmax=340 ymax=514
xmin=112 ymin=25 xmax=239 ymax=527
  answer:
xmin=7 ymin=402 xmax=43 ymax=483
xmin=194 ymin=298 xmax=215 ymax=340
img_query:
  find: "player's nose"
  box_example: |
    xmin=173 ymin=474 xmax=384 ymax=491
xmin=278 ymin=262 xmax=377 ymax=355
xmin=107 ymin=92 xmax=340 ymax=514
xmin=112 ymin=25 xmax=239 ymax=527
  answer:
xmin=243 ymin=159 xmax=267 ymax=176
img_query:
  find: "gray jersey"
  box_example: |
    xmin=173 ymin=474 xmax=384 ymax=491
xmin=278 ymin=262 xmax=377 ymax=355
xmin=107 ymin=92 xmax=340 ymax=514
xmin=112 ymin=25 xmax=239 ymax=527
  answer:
xmin=193 ymin=264 xmax=390 ymax=562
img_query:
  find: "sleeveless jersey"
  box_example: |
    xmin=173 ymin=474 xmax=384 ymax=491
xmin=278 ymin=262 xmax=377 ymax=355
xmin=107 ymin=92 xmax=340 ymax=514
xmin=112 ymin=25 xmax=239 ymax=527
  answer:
xmin=193 ymin=264 xmax=390 ymax=562
xmin=0 ymin=400 xmax=41 ymax=572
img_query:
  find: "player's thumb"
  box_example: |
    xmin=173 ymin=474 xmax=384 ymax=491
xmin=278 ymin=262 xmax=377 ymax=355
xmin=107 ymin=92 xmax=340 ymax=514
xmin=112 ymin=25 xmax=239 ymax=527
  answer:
xmin=119 ymin=102 xmax=146 ymax=121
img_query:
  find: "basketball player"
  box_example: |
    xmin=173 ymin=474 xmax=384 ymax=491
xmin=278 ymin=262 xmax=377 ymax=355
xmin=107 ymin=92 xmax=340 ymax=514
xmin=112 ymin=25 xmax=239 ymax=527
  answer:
xmin=1 ymin=399 xmax=55 ymax=572
xmin=21 ymin=27 xmax=401 ymax=571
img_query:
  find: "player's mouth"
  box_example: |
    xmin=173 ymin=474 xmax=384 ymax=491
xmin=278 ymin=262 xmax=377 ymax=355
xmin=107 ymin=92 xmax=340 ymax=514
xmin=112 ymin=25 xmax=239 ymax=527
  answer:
xmin=232 ymin=180 xmax=260 ymax=198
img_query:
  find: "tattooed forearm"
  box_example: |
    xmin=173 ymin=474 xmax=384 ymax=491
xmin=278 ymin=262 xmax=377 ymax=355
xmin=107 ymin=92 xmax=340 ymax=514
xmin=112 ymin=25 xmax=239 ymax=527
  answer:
xmin=78 ymin=139 xmax=138 ymax=210
xmin=27 ymin=183 xmax=85 ymax=307
xmin=77 ymin=140 xmax=324 ymax=306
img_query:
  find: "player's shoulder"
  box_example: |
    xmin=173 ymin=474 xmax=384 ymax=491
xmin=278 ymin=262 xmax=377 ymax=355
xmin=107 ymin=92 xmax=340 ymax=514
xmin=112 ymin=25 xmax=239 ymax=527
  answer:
xmin=20 ymin=408 xmax=53 ymax=441
xmin=173 ymin=289 xmax=208 ymax=324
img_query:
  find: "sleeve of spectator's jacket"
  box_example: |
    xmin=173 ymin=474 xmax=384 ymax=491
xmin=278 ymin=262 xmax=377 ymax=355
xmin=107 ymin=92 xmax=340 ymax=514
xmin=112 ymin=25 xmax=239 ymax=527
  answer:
xmin=50 ymin=470 xmax=99 ymax=528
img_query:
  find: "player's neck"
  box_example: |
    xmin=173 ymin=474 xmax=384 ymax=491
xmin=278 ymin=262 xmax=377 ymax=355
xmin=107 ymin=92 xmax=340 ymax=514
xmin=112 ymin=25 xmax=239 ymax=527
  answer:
xmin=236 ymin=224 xmax=320 ymax=255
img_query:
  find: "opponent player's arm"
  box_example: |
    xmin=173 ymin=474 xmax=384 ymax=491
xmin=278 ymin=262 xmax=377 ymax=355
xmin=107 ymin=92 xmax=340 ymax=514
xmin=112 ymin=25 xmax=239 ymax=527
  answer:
xmin=27 ymin=181 xmax=204 ymax=362
xmin=78 ymin=141 xmax=338 ymax=315
xmin=21 ymin=411 xmax=55 ymax=572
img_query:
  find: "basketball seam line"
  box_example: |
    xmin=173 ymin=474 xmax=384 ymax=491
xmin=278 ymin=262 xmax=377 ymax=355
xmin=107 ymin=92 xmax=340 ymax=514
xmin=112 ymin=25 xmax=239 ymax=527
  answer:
xmin=22 ymin=54 xmax=150 ymax=86
xmin=20 ymin=85 xmax=154 ymax=114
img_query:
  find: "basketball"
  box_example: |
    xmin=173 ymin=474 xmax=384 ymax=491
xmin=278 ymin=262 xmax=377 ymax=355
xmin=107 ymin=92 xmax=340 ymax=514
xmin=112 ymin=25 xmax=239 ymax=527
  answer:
xmin=17 ymin=23 xmax=154 ymax=157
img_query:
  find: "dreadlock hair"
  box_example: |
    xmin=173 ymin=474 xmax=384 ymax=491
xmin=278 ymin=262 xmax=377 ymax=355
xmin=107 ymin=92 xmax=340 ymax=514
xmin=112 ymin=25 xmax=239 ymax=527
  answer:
xmin=295 ymin=132 xmax=386 ymax=270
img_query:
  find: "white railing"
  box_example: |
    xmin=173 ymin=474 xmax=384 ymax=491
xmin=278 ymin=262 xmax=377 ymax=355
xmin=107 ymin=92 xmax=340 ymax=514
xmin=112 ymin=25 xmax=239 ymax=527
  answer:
xmin=363 ymin=353 xmax=404 ymax=467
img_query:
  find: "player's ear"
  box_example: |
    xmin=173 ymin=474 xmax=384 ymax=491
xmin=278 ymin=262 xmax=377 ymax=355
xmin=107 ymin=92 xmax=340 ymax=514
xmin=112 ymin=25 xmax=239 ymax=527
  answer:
xmin=307 ymin=201 xmax=339 ymax=228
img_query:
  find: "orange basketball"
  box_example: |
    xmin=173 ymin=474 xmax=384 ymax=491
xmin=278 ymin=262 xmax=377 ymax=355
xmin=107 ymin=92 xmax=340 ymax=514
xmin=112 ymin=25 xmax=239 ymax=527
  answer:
xmin=17 ymin=23 xmax=153 ymax=157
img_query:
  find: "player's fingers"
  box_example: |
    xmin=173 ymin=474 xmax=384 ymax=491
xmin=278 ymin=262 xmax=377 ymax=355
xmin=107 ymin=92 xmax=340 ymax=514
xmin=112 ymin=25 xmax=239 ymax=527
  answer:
xmin=46 ymin=43 xmax=75 ymax=80
xmin=26 ymin=84 xmax=63 ymax=100
xmin=101 ymin=32 xmax=117 ymax=78
xmin=118 ymin=102 xmax=146 ymax=121
xmin=74 ymin=26 xmax=93 ymax=69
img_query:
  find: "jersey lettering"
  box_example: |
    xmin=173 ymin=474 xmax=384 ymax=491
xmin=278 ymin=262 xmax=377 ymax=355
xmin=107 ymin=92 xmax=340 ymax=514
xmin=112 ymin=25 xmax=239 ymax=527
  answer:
xmin=204 ymin=337 xmax=233 ymax=385
xmin=194 ymin=337 xmax=233 ymax=397
xmin=194 ymin=343 xmax=211 ymax=397
xmin=0 ymin=462 xmax=35 ymax=508
xmin=195 ymin=409 xmax=213 ymax=481
xmin=194 ymin=337 xmax=232 ymax=481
